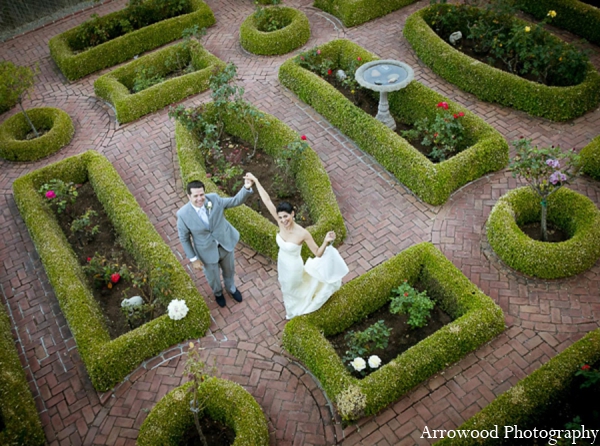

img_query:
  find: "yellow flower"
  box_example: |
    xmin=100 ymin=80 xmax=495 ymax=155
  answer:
xmin=525 ymin=26 xmax=531 ymax=32
xmin=548 ymin=10 xmax=557 ymax=18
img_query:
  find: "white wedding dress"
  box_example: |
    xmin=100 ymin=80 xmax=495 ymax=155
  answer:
xmin=277 ymin=233 xmax=349 ymax=319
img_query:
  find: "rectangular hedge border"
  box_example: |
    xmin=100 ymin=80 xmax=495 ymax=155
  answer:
xmin=517 ymin=0 xmax=600 ymax=46
xmin=282 ymin=242 xmax=505 ymax=419
xmin=49 ymin=0 xmax=216 ymax=81
xmin=435 ymin=328 xmax=600 ymax=445
xmin=0 ymin=304 xmax=45 ymax=446
xmin=94 ymin=40 xmax=225 ymax=124
xmin=278 ymin=39 xmax=509 ymax=206
xmin=12 ymin=150 xmax=211 ymax=391
xmin=175 ymin=102 xmax=346 ymax=261
xmin=313 ymin=0 xmax=419 ymax=27
xmin=581 ymin=134 xmax=600 ymax=181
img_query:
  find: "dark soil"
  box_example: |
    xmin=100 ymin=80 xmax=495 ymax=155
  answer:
xmin=519 ymin=221 xmax=570 ymax=243
xmin=51 ymin=182 xmax=163 ymax=339
xmin=24 ymin=126 xmax=50 ymax=140
xmin=327 ymin=299 xmax=452 ymax=379
xmin=181 ymin=417 xmax=236 ymax=446
xmin=578 ymin=0 xmax=600 ymax=8
xmin=205 ymin=134 xmax=313 ymax=226
xmin=0 ymin=407 xmax=5 ymax=433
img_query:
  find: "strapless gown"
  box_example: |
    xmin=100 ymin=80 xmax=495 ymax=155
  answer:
xmin=276 ymin=233 xmax=349 ymax=319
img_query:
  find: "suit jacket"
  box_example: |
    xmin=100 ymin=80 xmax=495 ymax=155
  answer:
xmin=177 ymin=186 xmax=253 ymax=264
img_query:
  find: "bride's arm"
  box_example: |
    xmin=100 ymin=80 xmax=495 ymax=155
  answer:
xmin=304 ymin=230 xmax=336 ymax=258
xmin=244 ymin=173 xmax=279 ymax=222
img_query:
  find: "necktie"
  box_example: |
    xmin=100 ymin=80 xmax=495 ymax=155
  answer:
xmin=197 ymin=207 xmax=209 ymax=226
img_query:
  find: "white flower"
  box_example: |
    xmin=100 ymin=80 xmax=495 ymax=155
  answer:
xmin=368 ymin=355 xmax=382 ymax=369
xmin=206 ymin=201 xmax=212 ymax=213
xmin=350 ymin=357 xmax=366 ymax=372
xmin=167 ymin=299 xmax=189 ymax=320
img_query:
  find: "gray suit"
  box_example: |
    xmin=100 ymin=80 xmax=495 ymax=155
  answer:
xmin=177 ymin=186 xmax=252 ymax=295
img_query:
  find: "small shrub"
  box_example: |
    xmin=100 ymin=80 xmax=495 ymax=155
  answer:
xmin=132 ymin=66 xmax=166 ymax=93
xmin=83 ymin=253 xmax=130 ymax=289
xmin=343 ymin=320 xmax=391 ymax=366
xmin=389 ymin=281 xmax=434 ymax=329
xmin=70 ymin=209 xmax=100 ymax=243
xmin=39 ymin=179 xmax=79 ymax=215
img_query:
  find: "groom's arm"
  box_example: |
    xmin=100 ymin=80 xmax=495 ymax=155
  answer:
xmin=177 ymin=213 xmax=198 ymax=260
xmin=221 ymin=184 xmax=253 ymax=209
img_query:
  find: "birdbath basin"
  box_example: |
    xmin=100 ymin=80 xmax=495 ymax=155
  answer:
xmin=355 ymin=60 xmax=414 ymax=130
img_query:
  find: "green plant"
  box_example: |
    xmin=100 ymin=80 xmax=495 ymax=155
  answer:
xmin=272 ymin=136 xmax=309 ymax=197
xmin=576 ymin=363 xmax=600 ymax=389
xmin=296 ymin=47 xmax=335 ymax=78
xmin=132 ymin=66 xmax=166 ymax=93
xmin=342 ymin=320 xmax=391 ymax=365
xmin=83 ymin=253 xmax=131 ymax=289
xmin=70 ymin=208 xmax=100 ymax=243
xmin=509 ymin=138 xmax=580 ymax=241
xmin=38 ymin=179 xmax=79 ymax=214
xmin=254 ymin=4 xmax=286 ymax=32
xmin=389 ymin=280 xmax=434 ymax=329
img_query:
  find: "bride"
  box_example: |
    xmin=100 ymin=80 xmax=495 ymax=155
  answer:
xmin=244 ymin=173 xmax=349 ymax=319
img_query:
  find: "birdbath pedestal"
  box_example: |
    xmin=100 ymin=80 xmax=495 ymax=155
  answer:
xmin=355 ymin=60 xmax=414 ymax=131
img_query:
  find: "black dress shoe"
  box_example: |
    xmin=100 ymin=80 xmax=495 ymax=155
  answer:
xmin=215 ymin=293 xmax=226 ymax=307
xmin=230 ymin=289 xmax=243 ymax=302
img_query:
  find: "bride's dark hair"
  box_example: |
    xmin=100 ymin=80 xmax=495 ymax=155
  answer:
xmin=276 ymin=202 xmax=295 ymax=214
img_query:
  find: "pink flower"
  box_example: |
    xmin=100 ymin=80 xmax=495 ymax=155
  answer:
xmin=206 ymin=173 xmax=212 ymax=178
xmin=437 ymin=102 xmax=449 ymax=110
xmin=316 ymin=50 xmax=321 ymax=55
xmin=458 ymin=111 xmax=465 ymax=117
xmin=87 ymin=257 xmax=92 ymax=262
xmin=110 ymin=273 xmax=120 ymax=284
xmin=404 ymin=292 xmax=408 ymax=297
xmin=357 ymin=57 xmax=362 ymax=61
xmin=45 ymin=190 xmax=56 ymax=199
xmin=300 ymin=56 xmax=305 ymax=61
xmin=301 ymin=135 xmax=307 ymax=141
xmin=434 ymin=133 xmax=439 ymax=138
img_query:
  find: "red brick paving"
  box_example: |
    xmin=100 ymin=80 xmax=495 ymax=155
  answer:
xmin=1 ymin=0 xmax=600 ymax=444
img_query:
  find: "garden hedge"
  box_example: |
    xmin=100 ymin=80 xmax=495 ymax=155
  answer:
xmin=278 ymin=39 xmax=509 ymax=205
xmin=175 ymin=102 xmax=346 ymax=261
xmin=0 ymin=107 xmax=74 ymax=162
xmin=581 ymin=134 xmax=600 ymax=181
xmin=403 ymin=7 xmax=600 ymax=121
xmin=486 ymin=186 xmax=600 ymax=279
xmin=282 ymin=242 xmax=505 ymax=420
xmin=137 ymin=378 xmax=269 ymax=446
xmin=435 ymin=328 xmax=600 ymax=445
xmin=0 ymin=304 xmax=45 ymax=446
xmin=517 ymin=0 xmax=600 ymax=46
xmin=313 ymin=0 xmax=419 ymax=27
xmin=48 ymin=0 xmax=216 ymax=81
xmin=240 ymin=6 xmax=310 ymax=56
xmin=12 ymin=150 xmax=211 ymax=391
xmin=0 ymin=61 xmax=20 ymax=114
xmin=94 ymin=40 xmax=225 ymax=124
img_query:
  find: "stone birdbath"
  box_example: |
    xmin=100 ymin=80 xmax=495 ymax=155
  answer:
xmin=355 ymin=60 xmax=414 ymax=130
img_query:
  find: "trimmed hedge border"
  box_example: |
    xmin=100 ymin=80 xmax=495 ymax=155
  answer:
xmin=435 ymin=328 xmax=600 ymax=446
xmin=581 ymin=134 xmax=600 ymax=181
xmin=282 ymin=242 xmax=505 ymax=420
xmin=313 ymin=0 xmax=419 ymax=27
xmin=240 ymin=6 xmax=310 ymax=56
xmin=137 ymin=378 xmax=269 ymax=446
xmin=403 ymin=7 xmax=600 ymax=122
xmin=94 ymin=40 xmax=225 ymax=124
xmin=175 ymin=102 xmax=346 ymax=261
xmin=278 ymin=39 xmax=508 ymax=205
xmin=12 ymin=150 xmax=211 ymax=391
xmin=49 ymin=0 xmax=216 ymax=81
xmin=0 ymin=304 xmax=45 ymax=446
xmin=0 ymin=107 xmax=74 ymax=162
xmin=517 ymin=0 xmax=600 ymax=46
xmin=486 ymin=186 xmax=600 ymax=279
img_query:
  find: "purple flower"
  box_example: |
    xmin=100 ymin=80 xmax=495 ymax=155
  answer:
xmin=549 ymin=171 xmax=566 ymax=185
xmin=45 ymin=190 xmax=56 ymax=199
xmin=546 ymin=159 xmax=560 ymax=169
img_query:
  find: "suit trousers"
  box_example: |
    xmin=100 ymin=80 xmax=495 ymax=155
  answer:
xmin=203 ymin=245 xmax=236 ymax=295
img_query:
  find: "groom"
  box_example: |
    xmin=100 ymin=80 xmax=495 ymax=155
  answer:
xmin=177 ymin=177 xmax=254 ymax=307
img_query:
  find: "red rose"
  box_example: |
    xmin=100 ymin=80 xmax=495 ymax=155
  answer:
xmin=459 ymin=111 xmax=465 ymax=117
xmin=437 ymin=102 xmax=449 ymax=110
xmin=301 ymin=135 xmax=307 ymax=141
xmin=434 ymin=133 xmax=438 ymax=138
xmin=453 ymin=114 xmax=458 ymax=119
xmin=404 ymin=292 xmax=409 ymax=297
xmin=87 ymin=257 xmax=92 ymax=262
xmin=110 ymin=273 xmax=121 ymax=284
xmin=582 ymin=364 xmax=591 ymax=371
xmin=357 ymin=57 xmax=362 ymax=61
xmin=327 ymin=69 xmax=332 ymax=75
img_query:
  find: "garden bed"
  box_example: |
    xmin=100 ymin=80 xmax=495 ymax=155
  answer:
xmin=282 ymin=242 xmax=505 ymax=421
xmin=94 ymin=40 xmax=224 ymax=124
xmin=49 ymin=0 xmax=215 ymax=81
xmin=278 ymin=39 xmax=508 ymax=205
xmin=12 ymin=150 xmax=210 ymax=391
xmin=313 ymin=0 xmax=418 ymax=27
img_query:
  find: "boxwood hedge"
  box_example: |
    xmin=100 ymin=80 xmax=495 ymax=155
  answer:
xmin=174 ymin=102 xmax=346 ymax=261
xmin=581 ymin=134 xmax=600 ymax=181
xmin=282 ymin=242 xmax=505 ymax=420
xmin=435 ymin=328 xmax=600 ymax=446
xmin=313 ymin=0 xmax=419 ymax=27
xmin=486 ymin=186 xmax=600 ymax=279
xmin=517 ymin=0 xmax=600 ymax=46
xmin=0 ymin=107 xmax=74 ymax=162
xmin=137 ymin=378 xmax=269 ymax=446
xmin=0 ymin=304 xmax=45 ymax=446
xmin=240 ymin=6 xmax=310 ymax=56
xmin=94 ymin=40 xmax=225 ymax=124
xmin=49 ymin=0 xmax=216 ymax=81
xmin=403 ymin=6 xmax=600 ymax=121
xmin=278 ymin=39 xmax=508 ymax=205
xmin=12 ymin=150 xmax=211 ymax=391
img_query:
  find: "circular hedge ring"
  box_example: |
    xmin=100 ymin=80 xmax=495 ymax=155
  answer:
xmin=0 ymin=107 xmax=74 ymax=162
xmin=240 ymin=6 xmax=310 ymax=56
xmin=137 ymin=378 xmax=269 ymax=446
xmin=486 ymin=186 xmax=600 ymax=279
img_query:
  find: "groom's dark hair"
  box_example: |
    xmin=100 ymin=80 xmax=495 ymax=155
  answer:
xmin=186 ymin=180 xmax=205 ymax=195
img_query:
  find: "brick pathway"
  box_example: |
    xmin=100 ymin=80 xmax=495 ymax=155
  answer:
xmin=1 ymin=0 xmax=600 ymax=445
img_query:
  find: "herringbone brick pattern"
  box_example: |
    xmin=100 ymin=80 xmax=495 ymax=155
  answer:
xmin=1 ymin=0 xmax=599 ymax=444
